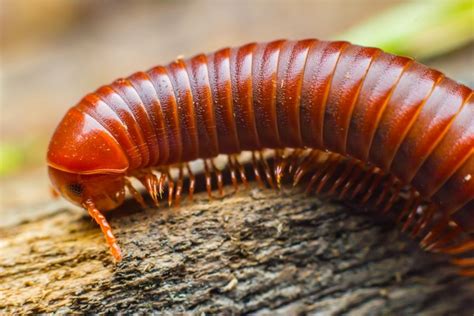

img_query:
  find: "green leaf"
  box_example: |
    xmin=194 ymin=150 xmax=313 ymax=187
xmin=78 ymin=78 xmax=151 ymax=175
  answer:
xmin=0 ymin=143 xmax=25 ymax=176
xmin=338 ymin=0 xmax=474 ymax=59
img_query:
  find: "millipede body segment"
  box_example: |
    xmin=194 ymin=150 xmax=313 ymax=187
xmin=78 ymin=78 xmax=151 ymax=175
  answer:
xmin=47 ymin=39 xmax=473 ymax=274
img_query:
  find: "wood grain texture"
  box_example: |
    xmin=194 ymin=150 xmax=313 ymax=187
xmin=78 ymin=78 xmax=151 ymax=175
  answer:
xmin=1 ymin=189 xmax=472 ymax=315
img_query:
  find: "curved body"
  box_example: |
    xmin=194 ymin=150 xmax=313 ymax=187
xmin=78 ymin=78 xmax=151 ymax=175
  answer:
xmin=47 ymin=39 xmax=473 ymax=267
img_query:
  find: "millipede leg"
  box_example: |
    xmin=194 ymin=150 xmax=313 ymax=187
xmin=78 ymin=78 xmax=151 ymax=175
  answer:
xmin=396 ymin=190 xmax=417 ymax=223
xmin=459 ymin=268 xmax=474 ymax=277
xmin=454 ymin=255 xmax=474 ymax=276
xmin=158 ymin=171 xmax=167 ymax=199
xmin=175 ymin=165 xmax=184 ymax=206
xmin=441 ymin=240 xmax=474 ymax=254
xmin=84 ymin=200 xmax=122 ymax=262
xmin=137 ymin=170 xmax=160 ymax=206
xmin=287 ymin=149 xmax=304 ymax=175
xmin=251 ymin=152 xmax=263 ymax=187
xmin=420 ymin=215 xmax=451 ymax=249
xmin=410 ymin=204 xmax=436 ymax=237
xmin=374 ymin=176 xmax=396 ymax=207
xmin=211 ymin=160 xmax=224 ymax=196
xmin=338 ymin=162 xmax=364 ymax=199
xmin=360 ymin=172 xmax=384 ymax=204
xmin=50 ymin=185 xmax=60 ymax=199
xmin=327 ymin=159 xmax=355 ymax=196
xmin=452 ymin=257 xmax=474 ymax=266
xmin=305 ymin=154 xmax=334 ymax=194
xmin=350 ymin=167 xmax=378 ymax=200
xmin=425 ymin=224 xmax=463 ymax=252
xmin=401 ymin=198 xmax=422 ymax=233
xmin=274 ymin=149 xmax=286 ymax=188
xmin=380 ymin=181 xmax=402 ymax=214
xmin=166 ymin=171 xmax=175 ymax=207
xmin=203 ymin=159 xmax=214 ymax=198
xmin=305 ymin=168 xmax=324 ymax=194
xmin=259 ymin=151 xmax=275 ymax=188
xmin=315 ymin=156 xmax=341 ymax=194
xmin=186 ymin=163 xmax=195 ymax=201
xmin=125 ymin=179 xmax=147 ymax=209
xmin=233 ymin=155 xmax=249 ymax=188
xmin=227 ymin=155 xmax=239 ymax=192
xmin=293 ymin=150 xmax=321 ymax=187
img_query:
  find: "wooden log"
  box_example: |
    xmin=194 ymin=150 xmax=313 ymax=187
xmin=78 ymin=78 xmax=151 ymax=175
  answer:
xmin=0 ymin=188 xmax=472 ymax=314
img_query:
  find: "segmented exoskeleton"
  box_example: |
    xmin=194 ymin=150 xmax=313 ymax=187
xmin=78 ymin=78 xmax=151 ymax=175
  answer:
xmin=47 ymin=39 xmax=473 ymax=274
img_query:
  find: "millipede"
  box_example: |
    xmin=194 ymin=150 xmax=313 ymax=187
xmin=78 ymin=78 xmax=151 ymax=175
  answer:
xmin=46 ymin=39 xmax=473 ymax=275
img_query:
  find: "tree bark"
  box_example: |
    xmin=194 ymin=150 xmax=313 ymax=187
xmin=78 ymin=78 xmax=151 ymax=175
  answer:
xmin=0 ymin=187 xmax=472 ymax=315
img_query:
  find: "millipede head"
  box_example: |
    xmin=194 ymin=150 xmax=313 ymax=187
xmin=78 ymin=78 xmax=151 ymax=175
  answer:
xmin=48 ymin=167 xmax=126 ymax=212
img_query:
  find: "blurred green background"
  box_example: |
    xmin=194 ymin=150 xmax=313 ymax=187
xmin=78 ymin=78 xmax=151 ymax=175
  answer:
xmin=0 ymin=0 xmax=473 ymax=211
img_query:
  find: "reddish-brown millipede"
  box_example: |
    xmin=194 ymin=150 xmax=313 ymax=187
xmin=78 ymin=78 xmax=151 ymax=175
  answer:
xmin=47 ymin=39 xmax=473 ymax=274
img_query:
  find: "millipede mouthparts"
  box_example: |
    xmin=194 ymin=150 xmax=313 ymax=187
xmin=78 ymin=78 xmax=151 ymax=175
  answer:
xmin=47 ymin=39 xmax=473 ymax=275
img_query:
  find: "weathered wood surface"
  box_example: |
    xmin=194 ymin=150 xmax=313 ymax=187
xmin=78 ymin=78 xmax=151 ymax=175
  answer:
xmin=1 ymin=188 xmax=473 ymax=315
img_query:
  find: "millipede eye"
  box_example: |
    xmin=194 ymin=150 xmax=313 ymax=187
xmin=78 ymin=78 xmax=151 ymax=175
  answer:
xmin=67 ymin=183 xmax=84 ymax=196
